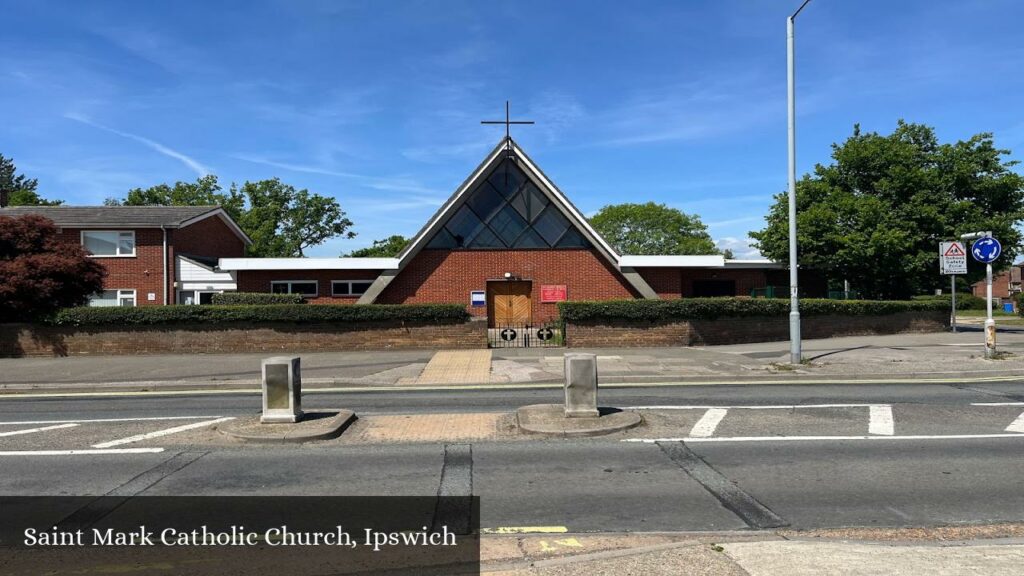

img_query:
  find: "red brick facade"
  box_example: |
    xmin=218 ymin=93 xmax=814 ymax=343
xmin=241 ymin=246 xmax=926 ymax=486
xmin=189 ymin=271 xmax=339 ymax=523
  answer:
xmin=57 ymin=215 xmax=247 ymax=306
xmin=377 ymin=248 xmax=639 ymax=322
xmin=236 ymin=270 xmax=384 ymax=304
xmin=58 ymin=227 xmax=170 ymax=306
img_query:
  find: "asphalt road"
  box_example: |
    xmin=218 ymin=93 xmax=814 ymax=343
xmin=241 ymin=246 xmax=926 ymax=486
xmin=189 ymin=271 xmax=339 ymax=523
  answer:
xmin=2 ymin=381 xmax=1024 ymax=533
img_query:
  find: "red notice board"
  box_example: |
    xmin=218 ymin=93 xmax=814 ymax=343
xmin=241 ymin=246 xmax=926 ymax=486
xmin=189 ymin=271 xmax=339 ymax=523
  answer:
xmin=540 ymin=284 xmax=568 ymax=303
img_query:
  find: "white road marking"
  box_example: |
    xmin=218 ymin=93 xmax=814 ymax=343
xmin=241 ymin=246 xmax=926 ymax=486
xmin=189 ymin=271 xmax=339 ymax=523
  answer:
xmin=0 ymin=448 xmax=165 ymax=456
xmin=92 ymin=417 xmax=234 ymax=448
xmin=869 ymin=405 xmax=895 ymax=436
xmin=1005 ymin=412 xmax=1024 ymax=434
xmin=624 ymin=404 xmax=878 ymax=410
xmin=972 ymin=402 xmax=1024 ymax=406
xmin=0 ymin=423 xmax=78 ymax=437
xmin=0 ymin=415 xmax=226 ymax=426
xmin=624 ymin=433 xmax=1024 ymax=443
xmin=689 ymin=408 xmax=728 ymax=438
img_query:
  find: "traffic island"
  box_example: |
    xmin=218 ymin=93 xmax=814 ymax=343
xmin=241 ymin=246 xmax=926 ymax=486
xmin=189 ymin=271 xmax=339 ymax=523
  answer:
xmin=515 ymin=404 xmax=642 ymax=437
xmin=516 ymin=353 xmax=642 ymax=437
xmin=222 ymin=409 xmax=357 ymax=443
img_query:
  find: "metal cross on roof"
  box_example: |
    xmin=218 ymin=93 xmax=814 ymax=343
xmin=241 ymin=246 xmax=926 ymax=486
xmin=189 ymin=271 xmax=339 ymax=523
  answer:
xmin=481 ymin=101 xmax=534 ymax=156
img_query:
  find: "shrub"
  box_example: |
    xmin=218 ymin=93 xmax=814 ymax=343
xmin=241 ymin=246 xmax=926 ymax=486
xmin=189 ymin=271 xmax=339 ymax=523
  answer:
xmin=557 ymin=297 xmax=948 ymax=323
xmin=210 ymin=292 xmax=304 ymax=305
xmin=1015 ymin=293 xmax=1024 ymax=317
xmin=44 ymin=303 xmax=469 ymax=326
xmin=911 ymin=293 xmax=985 ymax=310
xmin=1 ymin=215 xmax=105 ymax=321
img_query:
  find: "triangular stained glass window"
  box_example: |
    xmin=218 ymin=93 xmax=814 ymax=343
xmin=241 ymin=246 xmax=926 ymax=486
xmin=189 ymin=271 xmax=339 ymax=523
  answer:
xmin=422 ymin=156 xmax=594 ymax=251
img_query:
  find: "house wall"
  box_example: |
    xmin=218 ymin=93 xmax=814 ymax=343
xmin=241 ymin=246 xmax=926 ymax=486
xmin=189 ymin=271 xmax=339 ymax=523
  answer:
xmin=59 ymin=227 xmax=170 ymax=306
xmin=172 ymin=216 xmax=246 ymax=259
xmin=972 ymin=266 xmax=1023 ymax=299
xmin=236 ymin=270 xmax=384 ymax=304
xmin=377 ymin=248 xmax=638 ymax=322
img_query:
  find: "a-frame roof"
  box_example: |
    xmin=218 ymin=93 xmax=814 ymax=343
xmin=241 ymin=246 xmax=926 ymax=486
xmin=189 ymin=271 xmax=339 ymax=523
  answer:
xmin=358 ymin=137 xmax=658 ymax=303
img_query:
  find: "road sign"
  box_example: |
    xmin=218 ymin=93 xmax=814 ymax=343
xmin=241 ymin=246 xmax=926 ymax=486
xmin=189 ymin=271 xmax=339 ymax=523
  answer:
xmin=971 ymin=237 xmax=1002 ymax=263
xmin=939 ymin=241 xmax=967 ymax=275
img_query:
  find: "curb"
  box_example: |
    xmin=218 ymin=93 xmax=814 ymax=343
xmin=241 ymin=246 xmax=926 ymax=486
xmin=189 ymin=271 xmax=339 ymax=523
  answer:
xmin=220 ymin=410 xmax=356 ymax=443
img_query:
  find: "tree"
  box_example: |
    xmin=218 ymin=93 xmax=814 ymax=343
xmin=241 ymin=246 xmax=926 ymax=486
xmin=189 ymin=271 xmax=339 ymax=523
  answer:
xmin=750 ymin=121 xmax=1024 ymax=299
xmin=0 ymin=215 xmax=105 ymax=320
xmin=345 ymin=235 xmax=410 ymax=257
xmin=111 ymin=175 xmax=244 ymax=219
xmin=722 ymin=248 xmax=735 ymax=259
xmin=115 ymin=176 xmax=354 ymax=257
xmin=0 ymin=154 xmax=61 ymax=206
xmin=589 ymin=202 xmax=718 ymax=255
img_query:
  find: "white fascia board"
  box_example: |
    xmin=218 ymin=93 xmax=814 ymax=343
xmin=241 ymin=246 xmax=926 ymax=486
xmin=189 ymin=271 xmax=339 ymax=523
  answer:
xmin=218 ymin=258 xmax=399 ymax=271
xmin=723 ymin=259 xmax=786 ymax=269
xmin=619 ymin=255 xmax=726 ymax=268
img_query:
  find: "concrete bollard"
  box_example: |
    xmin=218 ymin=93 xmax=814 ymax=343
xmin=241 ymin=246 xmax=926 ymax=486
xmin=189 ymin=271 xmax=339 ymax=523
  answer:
xmin=563 ymin=353 xmax=599 ymax=418
xmin=261 ymin=356 xmax=303 ymax=423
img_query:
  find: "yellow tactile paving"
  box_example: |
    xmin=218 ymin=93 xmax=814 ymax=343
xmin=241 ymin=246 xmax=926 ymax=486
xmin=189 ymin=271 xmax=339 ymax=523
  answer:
xmin=413 ymin=350 xmax=493 ymax=385
xmin=350 ymin=413 xmax=505 ymax=443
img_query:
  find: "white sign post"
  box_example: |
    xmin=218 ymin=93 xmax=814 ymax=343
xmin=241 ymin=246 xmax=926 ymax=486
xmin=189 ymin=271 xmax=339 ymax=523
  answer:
xmin=961 ymin=232 xmax=1002 ymax=359
xmin=940 ymin=241 xmax=968 ymax=332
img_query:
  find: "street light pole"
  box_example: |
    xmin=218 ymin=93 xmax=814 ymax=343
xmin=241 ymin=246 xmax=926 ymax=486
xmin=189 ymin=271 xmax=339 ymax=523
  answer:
xmin=787 ymin=0 xmax=813 ymax=364
xmin=961 ymin=231 xmax=996 ymax=358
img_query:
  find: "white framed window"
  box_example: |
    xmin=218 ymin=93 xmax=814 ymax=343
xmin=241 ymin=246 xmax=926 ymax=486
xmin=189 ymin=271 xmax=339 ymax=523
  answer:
xmin=331 ymin=280 xmax=374 ymax=297
xmin=88 ymin=289 xmax=136 ymax=307
xmin=270 ymin=280 xmax=318 ymax=297
xmin=82 ymin=230 xmax=136 ymax=257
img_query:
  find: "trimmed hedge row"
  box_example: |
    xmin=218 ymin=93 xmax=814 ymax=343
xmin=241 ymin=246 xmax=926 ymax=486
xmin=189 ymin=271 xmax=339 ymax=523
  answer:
xmin=911 ymin=293 xmax=985 ymax=310
xmin=44 ymin=304 xmax=470 ymax=326
xmin=557 ymin=297 xmax=949 ymax=322
xmin=1016 ymin=293 xmax=1024 ymax=317
xmin=210 ymin=292 xmax=304 ymax=305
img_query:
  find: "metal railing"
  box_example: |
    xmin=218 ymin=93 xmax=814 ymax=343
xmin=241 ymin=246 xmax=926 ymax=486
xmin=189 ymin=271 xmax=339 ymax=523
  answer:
xmin=487 ymin=322 xmax=564 ymax=348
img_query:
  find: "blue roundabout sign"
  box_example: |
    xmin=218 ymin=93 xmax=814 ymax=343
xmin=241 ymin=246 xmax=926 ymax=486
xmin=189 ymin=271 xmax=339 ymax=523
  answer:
xmin=971 ymin=237 xmax=1002 ymax=263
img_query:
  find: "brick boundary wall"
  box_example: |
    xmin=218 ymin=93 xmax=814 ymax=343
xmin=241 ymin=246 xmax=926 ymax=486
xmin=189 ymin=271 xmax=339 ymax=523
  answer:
xmin=0 ymin=319 xmax=488 ymax=357
xmin=564 ymin=311 xmax=950 ymax=348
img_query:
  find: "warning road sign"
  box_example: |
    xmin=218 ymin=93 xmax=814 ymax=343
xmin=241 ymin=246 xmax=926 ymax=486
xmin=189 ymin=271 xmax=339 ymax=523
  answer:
xmin=940 ymin=241 xmax=967 ymax=275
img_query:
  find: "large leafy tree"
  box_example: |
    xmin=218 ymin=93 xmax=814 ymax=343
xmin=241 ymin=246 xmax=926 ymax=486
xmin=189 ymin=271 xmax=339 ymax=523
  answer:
xmin=345 ymin=235 xmax=410 ymax=257
xmin=113 ymin=176 xmax=354 ymax=257
xmin=750 ymin=121 xmax=1024 ymax=299
xmin=0 ymin=214 xmax=105 ymax=320
xmin=0 ymin=154 xmax=62 ymax=206
xmin=589 ymin=202 xmax=718 ymax=255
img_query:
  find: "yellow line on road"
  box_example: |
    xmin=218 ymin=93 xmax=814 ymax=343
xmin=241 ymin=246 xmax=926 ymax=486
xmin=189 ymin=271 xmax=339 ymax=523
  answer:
xmin=482 ymin=526 xmax=569 ymax=534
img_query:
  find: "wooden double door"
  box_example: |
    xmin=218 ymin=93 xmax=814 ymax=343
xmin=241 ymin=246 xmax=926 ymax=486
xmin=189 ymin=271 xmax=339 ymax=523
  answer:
xmin=487 ymin=281 xmax=532 ymax=327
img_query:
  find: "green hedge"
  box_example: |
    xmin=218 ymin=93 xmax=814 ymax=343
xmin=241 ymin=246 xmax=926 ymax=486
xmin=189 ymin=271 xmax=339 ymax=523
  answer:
xmin=911 ymin=293 xmax=985 ymax=310
xmin=557 ymin=297 xmax=949 ymax=323
xmin=1015 ymin=293 xmax=1024 ymax=317
xmin=210 ymin=292 xmax=305 ymax=305
xmin=44 ymin=304 xmax=470 ymax=326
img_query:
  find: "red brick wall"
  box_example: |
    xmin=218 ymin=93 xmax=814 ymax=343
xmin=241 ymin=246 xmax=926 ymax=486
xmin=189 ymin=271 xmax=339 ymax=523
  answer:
xmin=173 ymin=215 xmax=246 ymax=259
xmin=60 ymin=227 xmax=170 ymax=306
xmin=0 ymin=320 xmax=487 ymax=357
xmin=378 ymin=249 xmax=639 ymax=322
xmin=236 ymin=270 xmax=384 ymax=304
xmin=565 ymin=311 xmax=949 ymax=348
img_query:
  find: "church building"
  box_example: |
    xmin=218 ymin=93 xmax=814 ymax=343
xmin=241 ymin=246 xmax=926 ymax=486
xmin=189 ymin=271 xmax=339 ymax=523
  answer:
xmin=219 ymin=137 xmax=788 ymax=326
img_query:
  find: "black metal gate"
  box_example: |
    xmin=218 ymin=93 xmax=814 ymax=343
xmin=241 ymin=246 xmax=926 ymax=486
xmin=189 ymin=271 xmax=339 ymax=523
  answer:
xmin=488 ymin=322 xmax=564 ymax=348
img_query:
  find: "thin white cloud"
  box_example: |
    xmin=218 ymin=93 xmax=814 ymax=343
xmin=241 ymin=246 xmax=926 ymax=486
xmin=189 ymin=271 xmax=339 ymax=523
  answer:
xmin=232 ymin=154 xmax=447 ymax=200
xmin=715 ymin=236 xmax=763 ymax=260
xmin=64 ymin=113 xmax=211 ymax=176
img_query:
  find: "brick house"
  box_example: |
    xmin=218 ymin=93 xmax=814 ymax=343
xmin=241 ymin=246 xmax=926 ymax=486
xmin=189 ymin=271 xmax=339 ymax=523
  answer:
xmin=0 ymin=205 xmax=250 ymax=306
xmin=219 ymin=137 xmax=790 ymax=324
xmin=971 ymin=263 xmax=1023 ymax=300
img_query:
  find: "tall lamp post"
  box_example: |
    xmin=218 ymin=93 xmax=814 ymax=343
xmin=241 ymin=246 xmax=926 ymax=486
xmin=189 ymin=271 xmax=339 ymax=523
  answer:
xmin=787 ymin=0 xmax=814 ymax=364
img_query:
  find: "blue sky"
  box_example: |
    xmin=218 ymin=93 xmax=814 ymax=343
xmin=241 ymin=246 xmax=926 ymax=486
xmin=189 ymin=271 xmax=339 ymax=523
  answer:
xmin=2 ymin=0 xmax=1022 ymax=257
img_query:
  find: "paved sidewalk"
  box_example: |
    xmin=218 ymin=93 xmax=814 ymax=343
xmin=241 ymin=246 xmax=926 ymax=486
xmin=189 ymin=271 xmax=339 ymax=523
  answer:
xmin=1 ymin=329 xmax=1023 ymax=393
xmin=481 ymin=527 xmax=1024 ymax=575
